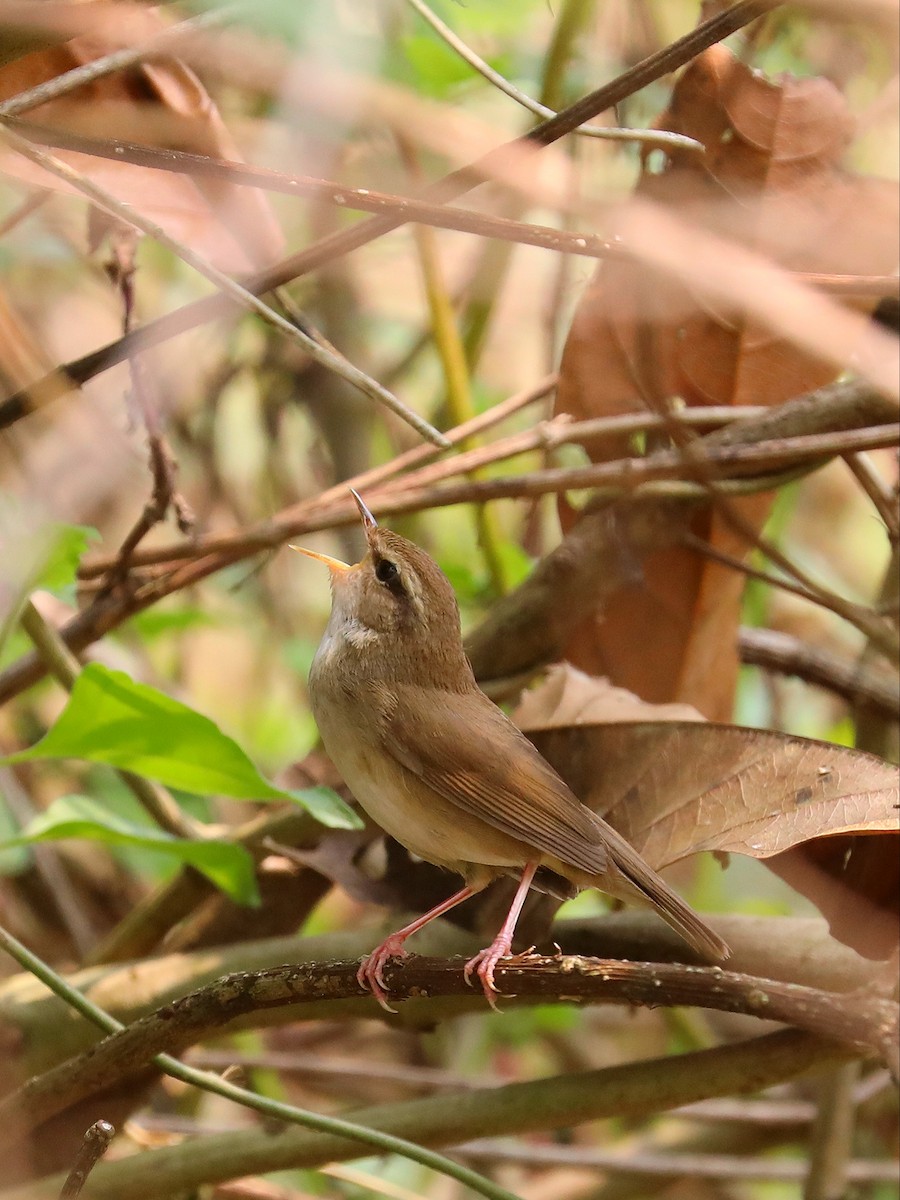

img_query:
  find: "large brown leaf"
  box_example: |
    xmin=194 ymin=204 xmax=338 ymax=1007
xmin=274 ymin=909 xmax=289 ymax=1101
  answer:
xmin=517 ymin=666 xmax=900 ymax=957
xmin=554 ymin=46 xmax=900 ymax=720
xmin=0 ymin=7 xmax=284 ymax=271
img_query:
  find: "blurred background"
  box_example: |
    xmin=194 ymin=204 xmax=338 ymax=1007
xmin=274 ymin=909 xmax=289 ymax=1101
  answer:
xmin=0 ymin=1 xmax=897 ymax=1197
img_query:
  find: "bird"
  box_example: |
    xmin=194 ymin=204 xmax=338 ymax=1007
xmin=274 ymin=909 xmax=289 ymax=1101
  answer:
xmin=292 ymin=491 xmax=729 ymax=1010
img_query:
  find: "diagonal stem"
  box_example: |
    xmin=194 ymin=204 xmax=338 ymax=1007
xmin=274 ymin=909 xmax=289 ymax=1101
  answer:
xmin=0 ymin=923 xmax=521 ymax=1200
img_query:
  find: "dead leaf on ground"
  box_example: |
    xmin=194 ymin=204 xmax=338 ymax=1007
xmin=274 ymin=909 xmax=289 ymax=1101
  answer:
xmin=517 ymin=665 xmax=900 ymax=958
xmin=554 ymin=46 xmax=900 ymax=720
xmin=0 ymin=7 xmax=284 ymax=271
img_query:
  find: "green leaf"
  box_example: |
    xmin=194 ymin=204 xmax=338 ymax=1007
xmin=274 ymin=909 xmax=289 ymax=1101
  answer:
xmin=0 ymin=795 xmax=260 ymax=904
xmin=128 ymin=606 xmax=218 ymax=640
xmin=0 ymin=793 xmax=30 ymax=875
xmin=288 ymin=786 xmax=357 ymax=829
xmin=0 ymin=518 xmax=100 ymax=660
xmin=38 ymin=524 xmax=100 ymax=596
xmin=4 ymin=663 xmax=285 ymax=797
xmin=399 ymin=34 xmax=474 ymax=97
xmin=1 ymin=664 xmax=360 ymax=828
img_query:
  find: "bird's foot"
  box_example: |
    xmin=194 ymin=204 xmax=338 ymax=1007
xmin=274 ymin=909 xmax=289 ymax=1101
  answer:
xmin=464 ymin=941 xmax=537 ymax=1011
xmin=357 ymin=936 xmax=409 ymax=1013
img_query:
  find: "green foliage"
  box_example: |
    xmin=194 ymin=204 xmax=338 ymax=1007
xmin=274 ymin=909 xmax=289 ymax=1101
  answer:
xmin=0 ymin=794 xmax=260 ymax=903
xmin=128 ymin=605 xmax=218 ymax=640
xmin=398 ymin=34 xmax=481 ymax=97
xmin=34 ymin=523 xmax=100 ymax=599
xmin=0 ymin=513 xmax=98 ymax=643
xmin=1 ymin=663 xmax=359 ymax=829
xmin=0 ymin=519 xmax=99 ymax=664
xmin=0 ymin=792 xmax=29 ymax=875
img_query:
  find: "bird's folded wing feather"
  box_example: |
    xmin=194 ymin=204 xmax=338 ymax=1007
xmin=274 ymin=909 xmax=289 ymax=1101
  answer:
xmin=373 ymin=683 xmax=608 ymax=876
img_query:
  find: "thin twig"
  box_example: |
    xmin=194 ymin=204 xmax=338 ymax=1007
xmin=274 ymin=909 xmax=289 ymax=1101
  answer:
xmin=5 ymin=117 xmax=620 ymax=262
xmin=0 ymin=767 xmax=98 ymax=956
xmin=189 ymin=1049 xmax=482 ymax=1093
xmin=0 ymin=420 xmax=891 ymax=705
xmin=622 ymin=388 xmax=900 ymax=659
xmin=803 ymin=1062 xmax=861 ymax=1200
xmin=683 ymin=532 xmax=899 ymax=662
xmin=456 ymin=1138 xmax=899 ymax=1183
xmin=738 ymin=626 xmax=899 ymax=718
xmin=77 ymin=404 xmax=759 ymax=577
xmin=10 ymin=119 xmax=898 ymax=303
xmin=77 ymin=420 xmax=898 ymax=579
xmin=844 ymin=451 xmax=900 ymax=539
xmin=0 ymin=187 xmax=51 ymax=236
xmin=102 ymin=229 xmax=194 ymax=581
xmin=0 ymin=123 xmax=449 ymax=448
xmin=0 ymin=0 xmax=775 ymax=424
xmin=403 ymin=0 xmax=703 ymax=151
xmin=0 ymin=8 xmax=231 ymax=118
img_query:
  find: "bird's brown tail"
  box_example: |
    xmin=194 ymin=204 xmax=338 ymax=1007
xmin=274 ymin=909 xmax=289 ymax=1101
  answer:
xmin=601 ymin=826 xmax=730 ymax=962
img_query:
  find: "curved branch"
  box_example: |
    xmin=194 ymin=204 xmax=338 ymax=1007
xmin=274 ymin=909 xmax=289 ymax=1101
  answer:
xmin=3 ymin=953 xmax=894 ymax=1145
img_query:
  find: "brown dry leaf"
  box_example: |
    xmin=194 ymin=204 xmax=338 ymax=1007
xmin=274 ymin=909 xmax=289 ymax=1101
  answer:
xmin=554 ymin=46 xmax=900 ymax=720
xmin=0 ymin=6 xmax=284 ymax=270
xmin=518 ymin=664 xmax=900 ymax=957
xmin=513 ymin=662 xmax=705 ymax=727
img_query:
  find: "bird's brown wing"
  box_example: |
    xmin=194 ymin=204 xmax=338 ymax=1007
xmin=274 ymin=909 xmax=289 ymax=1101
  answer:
xmin=375 ymin=683 xmax=729 ymax=962
xmin=373 ymin=683 xmax=608 ymax=876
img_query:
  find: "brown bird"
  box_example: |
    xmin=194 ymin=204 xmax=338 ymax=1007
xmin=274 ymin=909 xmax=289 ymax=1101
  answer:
xmin=294 ymin=492 xmax=729 ymax=1010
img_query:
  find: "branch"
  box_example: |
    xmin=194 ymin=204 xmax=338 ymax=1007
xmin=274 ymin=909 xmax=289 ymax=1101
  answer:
xmin=0 ymin=123 xmax=448 ymax=448
xmin=4 ymin=953 xmax=894 ymax=1144
xmin=2 ymin=1031 xmax=849 ymax=1200
xmin=0 ymin=379 xmax=892 ymax=707
xmin=57 ymin=1120 xmax=114 ymax=1200
xmin=0 ymin=0 xmax=774 ymax=426
xmin=1 ymin=914 xmax=880 ymax=1072
xmin=738 ymin=627 xmax=899 ymax=718
xmin=0 ymin=926 xmax=516 ymax=1200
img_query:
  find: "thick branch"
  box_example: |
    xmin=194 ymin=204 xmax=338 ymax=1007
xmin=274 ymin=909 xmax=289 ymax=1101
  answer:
xmin=465 ymin=381 xmax=898 ymax=682
xmin=738 ymin=627 xmax=899 ymax=718
xmin=1 ymin=914 xmax=882 ymax=1077
xmin=3 ymin=952 xmax=894 ymax=1146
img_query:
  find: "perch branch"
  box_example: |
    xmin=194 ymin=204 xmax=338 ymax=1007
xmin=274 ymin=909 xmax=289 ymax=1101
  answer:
xmin=3 ymin=953 xmax=893 ymax=1142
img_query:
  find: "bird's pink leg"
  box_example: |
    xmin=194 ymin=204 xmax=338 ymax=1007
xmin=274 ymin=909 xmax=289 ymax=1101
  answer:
xmin=464 ymin=863 xmax=539 ymax=1010
xmin=358 ymin=884 xmax=477 ymax=1012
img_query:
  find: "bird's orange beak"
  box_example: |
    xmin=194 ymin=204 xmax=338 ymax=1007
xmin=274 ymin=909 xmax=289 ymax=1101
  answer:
xmin=289 ymin=488 xmax=378 ymax=572
xmin=289 ymin=545 xmax=352 ymax=574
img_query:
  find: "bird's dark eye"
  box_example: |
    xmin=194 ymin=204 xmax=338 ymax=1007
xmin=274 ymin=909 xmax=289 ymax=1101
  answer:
xmin=375 ymin=558 xmax=400 ymax=586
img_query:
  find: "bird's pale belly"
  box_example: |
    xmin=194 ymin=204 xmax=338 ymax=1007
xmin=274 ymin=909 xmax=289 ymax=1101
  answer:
xmin=315 ymin=707 xmax=526 ymax=875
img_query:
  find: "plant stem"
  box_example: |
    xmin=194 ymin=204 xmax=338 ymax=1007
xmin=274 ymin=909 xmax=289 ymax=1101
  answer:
xmin=0 ymin=923 xmax=520 ymax=1200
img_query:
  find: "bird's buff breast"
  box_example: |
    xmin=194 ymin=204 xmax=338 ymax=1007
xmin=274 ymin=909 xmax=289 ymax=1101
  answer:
xmin=310 ymin=664 xmax=524 ymax=876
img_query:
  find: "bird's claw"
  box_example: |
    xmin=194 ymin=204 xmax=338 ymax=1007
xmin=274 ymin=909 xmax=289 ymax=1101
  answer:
xmin=464 ymin=939 xmax=538 ymax=1011
xmin=357 ymin=937 xmax=409 ymax=1013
